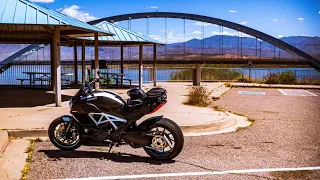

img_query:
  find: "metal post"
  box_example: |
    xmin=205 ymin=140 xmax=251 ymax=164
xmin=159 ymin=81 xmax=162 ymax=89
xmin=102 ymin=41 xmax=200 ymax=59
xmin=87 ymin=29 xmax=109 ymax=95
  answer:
xmin=139 ymin=44 xmax=143 ymax=89
xmin=50 ymin=41 xmax=54 ymax=91
xmin=165 ymin=17 xmax=167 ymax=62
xmin=81 ymin=40 xmax=86 ymax=85
xmin=240 ymin=31 xmax=243 ymax=59
xmin=94 ymin=32 xmax=99 ymax=90
xmin=221 ymin=26 xmax=223 ymax=55
xmin=238 ymin=30 xmax=240 ymax=59
xmin=255 ymin=37 xmax=258 ymax=57
xmin=183 ymin=18 xmax=186 ymax=61
xmin=73 ymin=44 xmax=78 ymax=84
xmin=193 ymin=64 xmax=201 ymax=86
xmin=274 ymin=45 xmax=276 ymax=60
xmin=260 ymin=40 xmax=262 ymax=60
xmin=153 ymin=44 xmax=157 ymax=87
xmin=120 ymin=45 xmax=124 ymax=84
xmin=53 ymin=26 xmax=61 ymax=107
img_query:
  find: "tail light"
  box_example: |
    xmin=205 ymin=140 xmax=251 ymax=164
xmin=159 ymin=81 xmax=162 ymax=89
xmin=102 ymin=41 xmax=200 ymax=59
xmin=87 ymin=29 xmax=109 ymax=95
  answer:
xmin=149 ymin=102 xmax=166 ymax=114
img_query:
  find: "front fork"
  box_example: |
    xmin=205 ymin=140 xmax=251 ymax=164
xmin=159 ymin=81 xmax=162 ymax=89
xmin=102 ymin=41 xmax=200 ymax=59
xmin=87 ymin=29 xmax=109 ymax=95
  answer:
xmin=61 ymin=115 xmax=75 ymax=137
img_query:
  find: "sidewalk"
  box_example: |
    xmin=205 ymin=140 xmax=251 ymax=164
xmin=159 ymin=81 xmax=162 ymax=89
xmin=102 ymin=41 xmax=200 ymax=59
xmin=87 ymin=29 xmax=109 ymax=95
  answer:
xmin=0 ymin=82 xmax=235 ymax=130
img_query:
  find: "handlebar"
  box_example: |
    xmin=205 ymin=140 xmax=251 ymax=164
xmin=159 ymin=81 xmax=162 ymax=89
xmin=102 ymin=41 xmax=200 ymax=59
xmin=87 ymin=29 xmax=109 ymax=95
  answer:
xmin=80 ymin=71 xmax=103 ymax=96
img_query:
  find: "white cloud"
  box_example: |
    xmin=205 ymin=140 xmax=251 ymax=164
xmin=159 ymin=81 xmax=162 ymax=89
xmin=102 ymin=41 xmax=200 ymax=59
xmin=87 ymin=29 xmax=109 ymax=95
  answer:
xmin=240 ymin=21 xmax=248 ymax=25
xmin=278 ymin=35 xmax=284 ymax=38
xmin=298 ymin=17 xmax=304 ymax=21
xmin=194 ymin=21 xmax=217 ymax=27
xmin=192 ymin=31 xmax=201 ymax=34
xmin=150 ymin=6 xmax=158 ymax=9
xmin=229 ymin=10 xmax=237 ymax=13
xmin=211 ymin=31 xmax=251 ymax=37
xmin=56 ymin=8 xmax=63 ymax=12
xmin=273 ymin=18 xmax=284 ymax=22
xmin=60 ymin=5 xmax=97 ymax=22
xmin=318 ymin=11 xmax=320 ymax=14
xmin=29 ymin=0 xmax=54 ymax=3
xmin=149 ymin=34 xmax=193 ymax=44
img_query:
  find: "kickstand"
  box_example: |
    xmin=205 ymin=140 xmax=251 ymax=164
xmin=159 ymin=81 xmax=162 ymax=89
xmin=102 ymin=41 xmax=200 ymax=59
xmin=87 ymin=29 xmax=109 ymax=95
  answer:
xmin=107 ymin=143 xmax=114 ymax=154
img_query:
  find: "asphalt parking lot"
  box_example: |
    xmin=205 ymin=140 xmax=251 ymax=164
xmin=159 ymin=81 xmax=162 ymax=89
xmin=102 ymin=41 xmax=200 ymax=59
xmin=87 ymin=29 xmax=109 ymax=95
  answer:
xmin=27 ymin=88 xmax=320 ymax=180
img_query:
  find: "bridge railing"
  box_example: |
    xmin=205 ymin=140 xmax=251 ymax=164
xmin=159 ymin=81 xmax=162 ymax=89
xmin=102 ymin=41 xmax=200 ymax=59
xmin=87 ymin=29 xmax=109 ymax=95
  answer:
xmin=0 ymin=64 xmax=319 ymax=85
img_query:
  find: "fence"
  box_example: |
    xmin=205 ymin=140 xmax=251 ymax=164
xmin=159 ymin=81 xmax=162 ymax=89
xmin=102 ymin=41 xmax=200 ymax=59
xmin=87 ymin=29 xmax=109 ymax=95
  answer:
xmin=0 ymin=64 xmax=319 ymax=85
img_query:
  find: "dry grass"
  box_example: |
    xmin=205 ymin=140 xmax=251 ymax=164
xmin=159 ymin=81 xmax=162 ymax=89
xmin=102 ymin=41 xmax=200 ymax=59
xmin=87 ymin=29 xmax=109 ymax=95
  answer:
xmin=21 ymin=140 xmax=36 ymax=180
xmin=184 ymin=86 xmax=210 ymax=107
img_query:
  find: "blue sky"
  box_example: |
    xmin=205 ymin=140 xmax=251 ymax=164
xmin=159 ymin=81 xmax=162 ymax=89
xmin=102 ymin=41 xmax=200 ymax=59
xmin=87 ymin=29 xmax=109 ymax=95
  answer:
xmin=31 ymin=0 xmax=320 ymax=43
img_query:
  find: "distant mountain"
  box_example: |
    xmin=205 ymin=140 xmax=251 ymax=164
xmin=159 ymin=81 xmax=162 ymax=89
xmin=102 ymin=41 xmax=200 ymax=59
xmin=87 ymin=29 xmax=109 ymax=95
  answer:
xmin=169 ymin=35 xmax=320 ymax=56
xmin=0 ymin=36 xmax=319 ymax=61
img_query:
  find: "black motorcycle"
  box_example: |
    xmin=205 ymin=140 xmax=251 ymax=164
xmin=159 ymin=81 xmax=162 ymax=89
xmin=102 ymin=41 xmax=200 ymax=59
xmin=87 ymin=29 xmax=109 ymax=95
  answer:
xmin=48 ymin=79 xmax=184 ymax=160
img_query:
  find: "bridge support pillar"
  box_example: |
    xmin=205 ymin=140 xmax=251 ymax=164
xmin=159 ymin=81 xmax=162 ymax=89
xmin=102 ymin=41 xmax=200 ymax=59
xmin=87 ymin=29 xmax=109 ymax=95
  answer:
xmin=73 ymin=44 xmax=78 ymax=84
xmin=52 ymin=26 xmax=61 ymax=107
xmin=139 ymin=44 xmax=143 ymax=89
xmin=153 ymin=44 xmax=157 ymax=87
xmin=193 ymin=64 xmax=201 ymax=86
xmin=94 ymin=32 xmax=99 ymax=90
xmin=81 ymin=40 xmax=86 ymax=85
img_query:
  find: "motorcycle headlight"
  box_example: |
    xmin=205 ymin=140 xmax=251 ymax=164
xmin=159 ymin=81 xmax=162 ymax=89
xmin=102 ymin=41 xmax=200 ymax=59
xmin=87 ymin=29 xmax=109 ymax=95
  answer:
xmin=69 ymin=100 xmax=73 ymax=109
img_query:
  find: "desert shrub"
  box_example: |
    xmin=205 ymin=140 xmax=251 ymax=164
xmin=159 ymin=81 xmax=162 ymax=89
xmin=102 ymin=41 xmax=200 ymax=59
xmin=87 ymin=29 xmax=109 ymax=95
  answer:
xmin=312 ymin=79 xmax=320 ymax=85
xmin=170 ymin=69 xmax=193 ymax=81
xmin=279 ymin=71 xmax=297 ymax=84
xmin=170 ymin=69 xmax=242 ymax=81
xmin=201 ymin=69 xmax=242 ymax=81
xmin=224 ymin=82 xmax=232 ymax=87
xmin=263 ymin=73 xmax=279 ymax=84
xmin=184 ymin=86 xmax=210 ymax=107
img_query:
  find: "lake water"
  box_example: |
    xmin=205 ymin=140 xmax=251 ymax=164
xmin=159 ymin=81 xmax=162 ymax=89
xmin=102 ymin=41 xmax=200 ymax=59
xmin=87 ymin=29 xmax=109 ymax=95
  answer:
xmin=0 ymin=65 xmax=319 ymax=85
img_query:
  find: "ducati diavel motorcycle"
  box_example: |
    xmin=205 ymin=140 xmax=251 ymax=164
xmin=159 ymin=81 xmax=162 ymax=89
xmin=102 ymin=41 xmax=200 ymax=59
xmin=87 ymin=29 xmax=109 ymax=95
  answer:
xmin=48 ymin=78 xmax=184 ymax=160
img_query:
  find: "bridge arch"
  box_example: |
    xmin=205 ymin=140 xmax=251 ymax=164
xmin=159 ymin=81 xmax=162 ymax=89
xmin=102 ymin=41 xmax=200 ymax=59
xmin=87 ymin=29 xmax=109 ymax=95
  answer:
xmin=89 ymin=12 xmax=320 ymax=70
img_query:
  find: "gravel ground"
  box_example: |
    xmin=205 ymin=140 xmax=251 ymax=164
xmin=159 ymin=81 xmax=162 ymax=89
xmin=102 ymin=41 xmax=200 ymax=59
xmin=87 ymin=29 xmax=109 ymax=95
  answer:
xmin=27 ymin=88 xmax=320 ymax=180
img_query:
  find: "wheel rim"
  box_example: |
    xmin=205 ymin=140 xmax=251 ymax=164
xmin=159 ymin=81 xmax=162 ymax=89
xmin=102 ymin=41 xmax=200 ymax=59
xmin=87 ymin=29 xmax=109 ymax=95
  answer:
xmin=52 ymin=122 xmax=80 ymax=148
xmin=146 ymin=126 xmax=176 ymax=156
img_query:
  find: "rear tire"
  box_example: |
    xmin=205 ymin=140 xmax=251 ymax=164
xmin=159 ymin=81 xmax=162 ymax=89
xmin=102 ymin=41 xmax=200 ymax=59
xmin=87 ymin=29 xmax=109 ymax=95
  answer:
xmin=48 ymin=118 xmax=82 ymax=151
xmin=143 ymin=118 xmax=184 ymax=160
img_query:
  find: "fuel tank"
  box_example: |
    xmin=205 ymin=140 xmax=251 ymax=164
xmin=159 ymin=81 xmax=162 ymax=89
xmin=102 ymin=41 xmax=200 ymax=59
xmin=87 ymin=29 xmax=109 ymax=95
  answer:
xmin=71 ymin=91 xmax=126 ymax=118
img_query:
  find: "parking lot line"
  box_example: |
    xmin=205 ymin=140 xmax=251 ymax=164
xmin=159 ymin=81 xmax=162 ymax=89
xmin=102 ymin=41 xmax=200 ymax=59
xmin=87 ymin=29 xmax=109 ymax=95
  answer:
xmin=278 ymin=89 xmax=288 ymax=95
xmin=55 ymin=166 xmax=320 ymax=180
xmin=304 ymin=90 xmax=318 ymax=96
xmin=278 ymin=89 xmax=318 ymax=96
xmin=238 ymin=91 xmax=265 ymax=95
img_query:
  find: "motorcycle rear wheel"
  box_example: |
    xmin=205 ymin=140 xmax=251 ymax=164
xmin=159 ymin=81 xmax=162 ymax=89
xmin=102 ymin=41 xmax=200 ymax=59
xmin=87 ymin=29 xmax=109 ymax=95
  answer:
xmin=48 ymin=118 xmax=82 ymax=151
xmin=143 ymin=118 xmax=184 ymax=160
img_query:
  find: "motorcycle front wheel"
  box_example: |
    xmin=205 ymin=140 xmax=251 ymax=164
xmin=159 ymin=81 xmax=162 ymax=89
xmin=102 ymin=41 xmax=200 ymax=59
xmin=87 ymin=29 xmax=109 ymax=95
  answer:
xmin=48 ymin=118 xmax=82 ymax=151
xmin=143 ymin=118 xmax=184 ymax=160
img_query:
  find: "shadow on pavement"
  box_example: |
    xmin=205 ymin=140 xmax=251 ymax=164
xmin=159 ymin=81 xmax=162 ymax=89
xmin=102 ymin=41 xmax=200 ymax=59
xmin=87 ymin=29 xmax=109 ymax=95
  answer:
xmin=0 ymin=86 xmax=72 ymax=108
xmin=39 ymin=149 xmax=175 ymax=165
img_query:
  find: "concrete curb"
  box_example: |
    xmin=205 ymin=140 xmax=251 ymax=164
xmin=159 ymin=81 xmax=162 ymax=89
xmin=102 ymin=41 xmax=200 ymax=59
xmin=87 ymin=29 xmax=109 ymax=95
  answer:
xmin=231 ymin=84 xmax=320 ymax=89
xmin=210 ymin=84 xmax=231 ymax=99
xmin=8 ymin=129 xmax=47 ymax=138
xmin=0 ymin=130 xmax=9 ymax=157
xmin=180 ymin=115 xmax=236 ymax=133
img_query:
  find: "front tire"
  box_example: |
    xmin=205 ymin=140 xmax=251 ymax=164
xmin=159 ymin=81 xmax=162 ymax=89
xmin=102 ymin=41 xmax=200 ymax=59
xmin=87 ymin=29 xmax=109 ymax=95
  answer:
xmin=48 ymin=118 xmax=82 ymax=151
xmin=143 ymin=118 xmax=184 ymax=160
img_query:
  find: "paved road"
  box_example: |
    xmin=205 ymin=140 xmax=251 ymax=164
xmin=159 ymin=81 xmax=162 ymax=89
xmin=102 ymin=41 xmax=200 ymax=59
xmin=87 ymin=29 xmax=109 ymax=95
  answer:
xmin=27 ymin=88 xmax=320 ymax=180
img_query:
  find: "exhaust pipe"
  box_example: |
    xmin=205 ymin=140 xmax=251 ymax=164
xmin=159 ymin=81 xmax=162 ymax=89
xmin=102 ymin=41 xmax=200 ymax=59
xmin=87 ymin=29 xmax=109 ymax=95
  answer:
xmin=123 ymin=132 xmax=150 ymax=148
